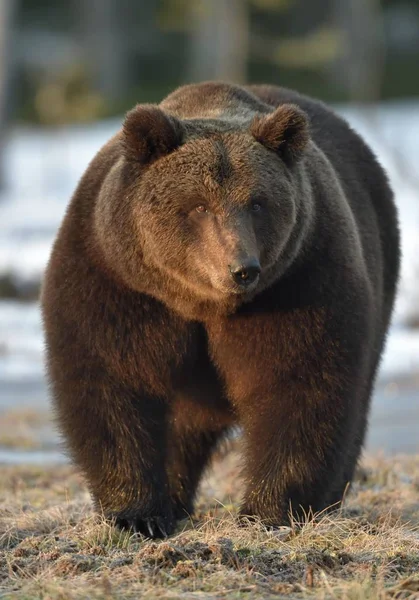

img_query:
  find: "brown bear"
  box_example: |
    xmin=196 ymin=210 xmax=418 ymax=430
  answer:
xmin=41 ymin=82 xmax=400 ymax=538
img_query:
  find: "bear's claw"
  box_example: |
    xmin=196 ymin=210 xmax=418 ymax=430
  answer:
xmin=115 ymin=514 xmax=173 ymax=539
xmin=141 ymin=516 xmax=168 ymax=539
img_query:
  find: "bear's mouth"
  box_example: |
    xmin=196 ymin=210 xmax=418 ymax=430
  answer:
xmin=216 ymin=276 xmax=260 ymax=297
xmin=232 ymin=279 xmax=259 ymax=295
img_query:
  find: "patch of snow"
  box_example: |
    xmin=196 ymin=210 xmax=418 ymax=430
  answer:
xmin=0 ymin=448 xmax=67 ymax=465
xmin=0 ymin=120 xmax=119 ymax=283
xmin=0 ymin=301 xmax=43 ymax=380
xmin=380 ymin=326 xmax=419 ymax=378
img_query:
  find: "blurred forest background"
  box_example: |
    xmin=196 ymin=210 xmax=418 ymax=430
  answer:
xmin=1 ymin=0 xmax=419 ymax=132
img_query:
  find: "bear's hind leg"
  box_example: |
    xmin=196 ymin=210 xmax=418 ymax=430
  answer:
xmin=167 ymin=428 xmax=228 ymax=520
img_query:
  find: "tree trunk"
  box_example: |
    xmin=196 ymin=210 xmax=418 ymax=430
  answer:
xmin=188 ymin=0 xmax=249 ymax=83
xmin=0 ymin=0 xmax=16 ymax=191
xmin=75 ymin=0 xmax=129 ymax=103
xmin=332 ymin=0 xmax=384 ymax=102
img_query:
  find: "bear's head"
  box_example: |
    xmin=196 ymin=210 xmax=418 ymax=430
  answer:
xmin=95 ymin=98 xmax=312 ymax=319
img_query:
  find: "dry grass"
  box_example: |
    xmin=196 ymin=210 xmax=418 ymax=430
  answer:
xmin=0 ymin=408 xmax=57 ymax=450
xmin=1 ymin=449 xmax=419 ymax=599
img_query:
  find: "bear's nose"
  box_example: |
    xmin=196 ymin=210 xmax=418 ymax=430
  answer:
xmin=229 ymin=258 xmax=261 ymax=286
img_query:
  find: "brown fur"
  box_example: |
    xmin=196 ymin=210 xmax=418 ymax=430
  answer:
xmin=42 ymin=82 xmax=400 ymax=538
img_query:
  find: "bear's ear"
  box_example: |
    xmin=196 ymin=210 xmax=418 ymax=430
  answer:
xmin=122 ymin=104 xmax=184 ymax=164
xmin=251 ymin=104 xmax=309 ymax=164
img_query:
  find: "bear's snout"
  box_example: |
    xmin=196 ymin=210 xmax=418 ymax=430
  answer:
xmin=229 ymin=257 xmax=261 ymax=288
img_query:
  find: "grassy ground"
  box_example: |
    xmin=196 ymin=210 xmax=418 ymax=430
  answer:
xmin=1 ymin=448 xmax=419 ymax=599
xmin=0 ymin=408 xmax=57 ymax=450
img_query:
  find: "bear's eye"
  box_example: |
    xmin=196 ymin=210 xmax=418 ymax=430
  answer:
xmin=251 ymin=202 xmax=262 ymax=212
xmin=195 ymin=204 xmax=208 ymax=214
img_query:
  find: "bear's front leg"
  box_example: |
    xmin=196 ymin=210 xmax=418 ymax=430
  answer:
xmin=43 ymin=283 xmax=197 ymax=538
xmin=208 ymin=305 xmax=371 ymax=526
xmin=54 ymin=369 xmax=174 ymax=538
xmin=101 ymin=393 xmax=173 ymax=539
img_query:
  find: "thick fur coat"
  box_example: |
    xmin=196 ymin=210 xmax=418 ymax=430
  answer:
xmin=42 ymin=82 xmax=400 ymax=538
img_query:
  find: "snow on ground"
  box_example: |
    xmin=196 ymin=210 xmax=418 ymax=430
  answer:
xmin=0 ymin=120 xmax=120 ymax=282
xmin=0 ymin=103 xmax=418 ymax=382
xmin=0 ymin=301 xmax=43 ymax=380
